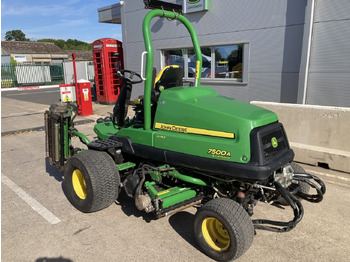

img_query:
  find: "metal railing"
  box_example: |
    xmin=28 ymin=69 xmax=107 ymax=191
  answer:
xmin=1 ymin=63 xmax=65 ymax=88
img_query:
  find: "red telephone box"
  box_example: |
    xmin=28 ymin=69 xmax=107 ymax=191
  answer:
xmin=92 ymin=38 xmax=124 ymax=104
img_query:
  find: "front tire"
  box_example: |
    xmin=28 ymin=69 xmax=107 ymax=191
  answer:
xmin=194 ymin=198 xmax=254 ymax=261
xmin=64 ymin=150 xmax=120 ymax=213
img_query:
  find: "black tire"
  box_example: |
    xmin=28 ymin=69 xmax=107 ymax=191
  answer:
xmin=278 ymin=162 xmax=310 ymax=205
xmin=193 ymin=198 xmax=254 ymax=261
xmin=64 ymin=150 xmax=120 ymax=213
xmin=291 ymin=162 xmax=310 ymax=194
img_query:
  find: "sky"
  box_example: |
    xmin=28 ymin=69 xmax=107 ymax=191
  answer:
xmin=1 ymin=0 xmax=122 ymax=43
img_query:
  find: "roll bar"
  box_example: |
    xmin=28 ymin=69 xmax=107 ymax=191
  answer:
xmin=142 ymin=9 xmax=203 ymax=130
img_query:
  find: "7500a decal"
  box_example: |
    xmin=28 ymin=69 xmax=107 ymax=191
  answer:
xmin=207 ymin=148 xmax=231 ymax=159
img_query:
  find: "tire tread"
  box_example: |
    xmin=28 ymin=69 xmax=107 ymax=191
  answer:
xmin=194 ymin=198 xmax=254 ymax=261
xmin=64 ymin=150 xmax=120 ymax=212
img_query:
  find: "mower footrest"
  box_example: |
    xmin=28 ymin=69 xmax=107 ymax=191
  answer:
xmin=88 ymin=139 xmax=123 ymax=151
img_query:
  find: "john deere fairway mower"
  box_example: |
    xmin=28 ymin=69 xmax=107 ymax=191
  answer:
xmin=45 ymin=1 xmax=326 ymax=261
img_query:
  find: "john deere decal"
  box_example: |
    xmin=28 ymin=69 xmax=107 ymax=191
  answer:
xmin=271 ymin=137 xmax=278 ymax=148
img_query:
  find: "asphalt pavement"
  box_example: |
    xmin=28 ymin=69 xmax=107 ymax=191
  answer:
xmin=2 ymin=88 xmax=350 ymax=262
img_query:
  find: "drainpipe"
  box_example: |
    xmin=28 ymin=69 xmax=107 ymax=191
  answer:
xmin=302 ymin=0 xmax=315 ymax=104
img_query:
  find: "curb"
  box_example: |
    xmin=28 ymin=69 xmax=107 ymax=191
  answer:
xmin=1 ymin=84 xmax=63 ymax=92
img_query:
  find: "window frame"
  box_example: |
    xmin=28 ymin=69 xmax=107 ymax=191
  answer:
xmin=160 ymin=42 xmax=249 ymax=85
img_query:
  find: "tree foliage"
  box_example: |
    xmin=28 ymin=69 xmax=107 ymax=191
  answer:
xmin=10 ymin=57 xmax=17 ymax=64
xmin=5 ymin=30 xmax=29 ymax=41
xmin=4 ymin=30 xmax=91 ymax=50
xmin=37 ymin=39 xmax=92 ymax=50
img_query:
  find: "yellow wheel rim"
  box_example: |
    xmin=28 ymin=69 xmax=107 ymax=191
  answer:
xmin=72 ymin=169 xmax=87 ymax=199
xmin=202 ymin=217 xmax=230 ymax=251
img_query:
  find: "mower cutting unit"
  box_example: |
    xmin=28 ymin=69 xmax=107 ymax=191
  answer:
xmin=45 ymin=1 xmax=326 ymax=261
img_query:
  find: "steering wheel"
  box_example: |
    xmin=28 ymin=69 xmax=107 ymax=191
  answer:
xmin=116 ymin=70 xmax=143 ymax=84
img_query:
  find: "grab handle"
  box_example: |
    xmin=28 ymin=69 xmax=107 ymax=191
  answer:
xmin=140 ymin=51 xmax=147 ymax=80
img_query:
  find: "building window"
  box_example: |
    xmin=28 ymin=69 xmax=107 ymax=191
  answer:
xmin=162 ymin=43 xmax=246 ymax=83
xmin=187 ymin=47 xmax=212 ymax=78
xmin=214 ymin=45 xmax=243 ymax=80
xmin=164 ymin=49 xmax=185 ymax=68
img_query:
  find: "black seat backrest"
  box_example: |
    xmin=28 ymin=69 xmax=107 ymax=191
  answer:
xmin=154 ymin=66 xmax=184 ymax=92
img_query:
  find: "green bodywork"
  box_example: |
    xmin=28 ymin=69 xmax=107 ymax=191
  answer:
xmin=94 ymin=86 xmax=277 ymax=163
xmin=58 ymin=107 xmax=92 ymax=161
xmin=145 ymin=181 xmax=197 ymax=209
xmin=57 ymin=108 xmax=74 ymax=161
xmin=145 ymin=165 xmax=206 ymax=209
xmin=152 ymin=87 xmax=277 ymax=163
xmin=148 ymin=165 xmax=208 ymax=186
xmin=62 ymin=118 xmax=71 ymax=159
xmin=117 ymin=162 xmax=136 ymax=171
xmin=93 ymin=9 xmax=278 ymax=164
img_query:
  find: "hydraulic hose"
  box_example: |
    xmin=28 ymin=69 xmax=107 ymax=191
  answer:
xmin=70 ymin=130 xmax=91 ymax=145
xmin=136 ymin=164 xmax=160 ymax=197
xmin=253 ymin=181 xmax=304 ymax=232
xmin=293 ymin=173 xmax=326 ymax=203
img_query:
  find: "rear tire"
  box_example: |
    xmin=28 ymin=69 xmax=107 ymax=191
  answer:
xmin=193 ymin=198 xmax=254 ymax=261
xmin=64 ymin=150 xmax=120 ymax=213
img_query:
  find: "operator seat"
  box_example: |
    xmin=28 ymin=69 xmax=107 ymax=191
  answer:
xmin=133 ymin=65 xmax=184 ymax=126
xmin=152 ymin=65 xmax=184 ymax=122
xmin=154 ymin=65 xmax=184 ymax=92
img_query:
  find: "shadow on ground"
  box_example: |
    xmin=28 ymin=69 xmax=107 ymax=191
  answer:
xmin=36 ymin=256 xmax=72 ymax=262
xmin=168 ymin=211 xmax=200 ymax=250
xmin=45 ymin=158 xmax=70 ymax=199
xmin=115 ymin=190 xmax=155 ymax=223
xmin=45 ymin=158 xmax=64 ymax=182
xmin=116 ymin=190 xmax=202 ymax=253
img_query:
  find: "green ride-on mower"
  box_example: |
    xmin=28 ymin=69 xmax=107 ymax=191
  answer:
xmin=45 ymin=1 xmax=326 ymax=261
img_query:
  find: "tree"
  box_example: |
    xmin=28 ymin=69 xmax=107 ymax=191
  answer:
xmin=201 ymin=47 xmax=211 ymax=57
xmin=37 ymin=39 xmax=66 ymax=49
xmin=214 ymin=48 xmax=222 ymax=61
xmin=10 ymin=57 xmax=17 ymax=64
xmin=37 ymin=38 xmax=92 ymax=50
xmin=5 ymin=30 xmax=29 ymax=41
